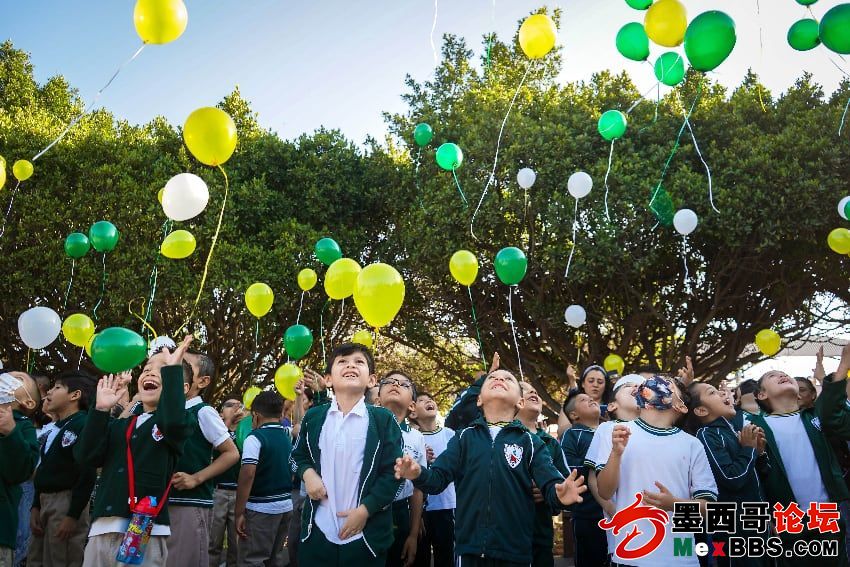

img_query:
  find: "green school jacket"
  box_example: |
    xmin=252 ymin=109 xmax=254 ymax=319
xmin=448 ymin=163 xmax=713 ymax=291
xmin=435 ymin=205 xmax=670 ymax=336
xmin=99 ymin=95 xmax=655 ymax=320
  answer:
xmin=291 ymin=401 xmax=403 ymax=558
xmin=33 ymin=411 xmax=97 ymax=519
xmin=695 ymin=416 xmax=769 ymax=505
xmin=413 ymin=417 xmax=568 ymax=564
xmin=0 ymin=411 xmax=38 ymax=550
xmin=533 ymin=427 xmax=571 ymax=549
xmin=561 ymin=423 xmax=603 ymax=520
xmin=74 ymin=365 xmax=192 ymax=526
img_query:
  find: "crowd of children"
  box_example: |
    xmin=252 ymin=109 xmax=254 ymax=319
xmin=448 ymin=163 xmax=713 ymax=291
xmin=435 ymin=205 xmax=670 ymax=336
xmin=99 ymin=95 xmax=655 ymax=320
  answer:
xmin=3 ymin=338 xmax=850 ymax=567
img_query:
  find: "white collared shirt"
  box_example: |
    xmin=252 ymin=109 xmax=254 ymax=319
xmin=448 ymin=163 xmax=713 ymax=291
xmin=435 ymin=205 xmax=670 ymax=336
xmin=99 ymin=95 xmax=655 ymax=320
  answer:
xmin=315 ymin=396 xmax=369 ymax=545
xmin=186 ymin=396 xmax=231 ymax=448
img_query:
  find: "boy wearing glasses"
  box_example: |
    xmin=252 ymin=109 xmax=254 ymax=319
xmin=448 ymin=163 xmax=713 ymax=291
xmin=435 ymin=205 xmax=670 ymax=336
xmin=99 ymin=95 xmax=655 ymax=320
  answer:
xmin=377 ymin=371 xmax=427 ymax=567
xmin=209 ymin=395 xmax=244 ymax=567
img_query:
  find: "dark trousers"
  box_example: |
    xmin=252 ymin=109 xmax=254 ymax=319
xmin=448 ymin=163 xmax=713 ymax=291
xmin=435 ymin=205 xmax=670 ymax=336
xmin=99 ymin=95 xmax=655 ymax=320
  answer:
xmin=386 ymin=498 xmax=412 ymax=567
xmin=572 ymin=517 xmax=608 ymax=567
xmin=458 ymin=556 xmax=528 ymax=567
xmin=297 ymin=524 xmax=387 ymax=567
xmin=531 ymin=542 xmax=555 ymax=567
xmin=414 ymin=509 xmax=455 ymax=567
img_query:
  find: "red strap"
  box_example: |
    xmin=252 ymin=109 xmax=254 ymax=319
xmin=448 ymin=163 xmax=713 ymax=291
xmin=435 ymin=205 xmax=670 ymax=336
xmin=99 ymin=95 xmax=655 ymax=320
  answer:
xmin=125 ymin=416 xmax=172 ymax=517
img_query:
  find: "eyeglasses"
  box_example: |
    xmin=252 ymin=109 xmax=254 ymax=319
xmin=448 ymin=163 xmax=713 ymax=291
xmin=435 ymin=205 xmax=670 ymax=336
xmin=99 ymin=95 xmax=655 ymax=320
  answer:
xmin=222 ymin=401 xmax=242 ymax=409
xmin=380 ymin=378 xmax=413 ymax=390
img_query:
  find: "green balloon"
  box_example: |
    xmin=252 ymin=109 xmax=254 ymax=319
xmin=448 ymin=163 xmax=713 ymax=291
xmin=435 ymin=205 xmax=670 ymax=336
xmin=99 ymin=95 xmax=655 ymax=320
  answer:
xmin=435 ymin=143 xmax=463 ymax=171
xmin=684 ymin=11 xmax=737 ymax=72
xmin=91 ymin=327 xmax=147 ymax=374
xmin=64 ymin=232 xmax=90 ymax=259
xmin=413 ymin=123 xmax=433 ymax=147
xmin=788 ymin=18 xmax=821 ymax=51
xmin=796 ymin=0 xmax=818 ymax=5
xmin=820 ymin=4 xmax=850 ymax=54
xmin=843 ymin=201 xmax=850 ymax=222
xmin=284 ymin=324 xmax=313 ymax=360
xmin=494 ymin=247 xmax=528 ymax=286
xmin=649 ymin=188 xmax=675 ymax=226
xmin=88 ymin=221 xmax=119 ymax=253
xmin=314 ymin=237 xmax=342 ymax=266
xmin=625 ymin=0 xmax=652 ymax=9
xmin=616 ymin=23 xmax=650 ymax=61
xmin=654 ymin=52 xmax=686 ymax=86
xmin=598 ymin=110 xmax=627 ymax=141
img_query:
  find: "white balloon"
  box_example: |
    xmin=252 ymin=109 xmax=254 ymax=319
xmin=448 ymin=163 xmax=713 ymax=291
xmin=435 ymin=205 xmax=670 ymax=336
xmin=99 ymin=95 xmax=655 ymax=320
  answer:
xmin=839 ymin=196 xmax=850 ymax=221
xmin=18 ymin=306 xmax=61 ymax=350
xmin=567 ymin=171 xmax=592 ymax=199
xmin=673 ymin=208 xmax=698 ymax=236
xmin=162 ymin=173 xmax=209 ymax=221
xmin=564 ymin=304 xmax=587 ymax=328
xmin=517 ymin=168 xmax=536 ymax=190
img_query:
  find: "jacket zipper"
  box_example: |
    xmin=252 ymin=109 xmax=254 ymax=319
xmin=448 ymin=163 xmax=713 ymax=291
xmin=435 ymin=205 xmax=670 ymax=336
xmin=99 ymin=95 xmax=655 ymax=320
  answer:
xmin=303 ymin=430 xmax=314 ymax=542
xmin=481 ymin=426 xmax=497 ymax=558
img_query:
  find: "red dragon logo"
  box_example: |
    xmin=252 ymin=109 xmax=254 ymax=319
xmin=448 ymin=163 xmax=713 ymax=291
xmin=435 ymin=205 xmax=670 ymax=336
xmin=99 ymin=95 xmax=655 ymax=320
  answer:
xmin=598 ymin=493 xmax=669 ymax=560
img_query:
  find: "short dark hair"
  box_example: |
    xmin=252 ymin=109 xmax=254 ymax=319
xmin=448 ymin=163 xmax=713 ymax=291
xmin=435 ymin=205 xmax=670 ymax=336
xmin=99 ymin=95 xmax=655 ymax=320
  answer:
xmin=671 ymin=377 xmax=691 ymax=427
xmin=252 ymin=391 xmax=284 ymax=418
xmin=737 ymin=379 xmax=758 ymax=397
xmin=219 ymin=394 xmax=242 ymax=411
xmin=416 ymin=392 xmax=434 ymax=401
xmin=326 ymin=342 xmax=375 ymax=375
xmin=633 ymin=364 xmax=662 ymax=375
xmin=181 ymin=361 xmax=193 ymax=385
xmin=795 ymin=377 xmax=816 ymax=395
xmin=379 ymin=369 xmax=418 ymax=400
xmin=186 ymin=350 xmax=215 ymax=396
xmin=564 ymin=390 xmax=584 ymax=419
xmin=54 ymin=370 xmax=97 ymax=412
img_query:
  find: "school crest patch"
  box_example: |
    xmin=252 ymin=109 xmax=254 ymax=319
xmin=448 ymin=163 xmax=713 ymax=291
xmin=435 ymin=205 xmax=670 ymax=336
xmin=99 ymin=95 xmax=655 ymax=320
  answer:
xmin=61 ymin=430 xmax=77 ymax=448
xmin=152 ymin=424 xmax=164 ymax=442
xmin=504 ymin=443 xmax=523 ymax=469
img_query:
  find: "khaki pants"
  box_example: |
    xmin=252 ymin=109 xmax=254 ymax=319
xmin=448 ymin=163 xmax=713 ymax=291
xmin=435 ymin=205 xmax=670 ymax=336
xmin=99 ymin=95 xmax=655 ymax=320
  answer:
xmin=165 ymin=505 xmax=212 ymax=567
xmin=28 ymin=490 xmax=90 ymax=567
xmin=0 ymin=547 xmax=13 ymax=567
xmin=208 ymin=488 xmax=237 ymax=567
xmin=237 ymin=509 xmax=290 ymax=567
xmin=82 ymin=532 xmax=168 ymax=567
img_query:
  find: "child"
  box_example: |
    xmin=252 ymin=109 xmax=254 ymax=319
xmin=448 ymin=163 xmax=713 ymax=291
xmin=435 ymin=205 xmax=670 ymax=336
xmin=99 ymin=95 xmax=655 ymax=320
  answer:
xmin=74 ymin=336 xmax=194 ymax=567
xmin=445 ymin=353 xmax=500 ymax=431
xmin=291 ymin=343 xmax=403 ymax=566
xmin=166 ymin=349 xmax=239 ymax=567
xmin=29 ymin=370 xmax=98 ymax=566
xmin=377 ymin=371 xmax=427 ymax=567
xmin=395 ymin=369 xmax=586 ymax=567
xmin=0 ymin=370 xmax=40 ymax=565
xmin=687 ymin=382 xmax=769 ymax=567
xmin=595 ymin=376 xmax=718 ymax=567
xmin=235 ymin=391 xmax=292 ymax=567
xmin=560 ymin=391 xmax=607 ymax=567
xmin=734 ymin=379 xmax=761 ymax=425
xmin=518 ymin=382 xmax=571 ymax=567
xmin=746 ymin=342 xmax=850 ymax=567
xmin=209 ymin=395 xmax=244 ymax=567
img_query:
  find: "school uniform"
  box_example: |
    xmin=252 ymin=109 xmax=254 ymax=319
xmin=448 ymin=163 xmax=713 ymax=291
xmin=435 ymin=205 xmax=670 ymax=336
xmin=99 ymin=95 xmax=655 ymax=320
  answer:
xmin=386 ymin=420 xmax=427 ymax=567
xmin=526 ymin=427 xmax=570 ymax=567
xmin=29 ymin=410 xmax=96 ymax=567
xmin=74 ymin=365 xmax=191 ymax=567
xmin=445 ymin=376 xmax=485 ymax=431
xmin=238 ymin=422 xmax=293 ymax=567
xmin=747 ymin=378 xmax=850 ymax=567
xmin=292 ymin=395 xmax=403 ymax=566
xmin=165 ymin=396 xmax=230 ymax=567
xmin=209 ymin=429 xmax=240 ymax=567
xmin=0 ymin=411 xmax=39 ymax=564
xmin=413 ymin=417 xmax=569 ymax=566
xmin=415 ymin=426 xmax=456 ymax=567
xmin=561 ymin=423 xmax=607 ymax=567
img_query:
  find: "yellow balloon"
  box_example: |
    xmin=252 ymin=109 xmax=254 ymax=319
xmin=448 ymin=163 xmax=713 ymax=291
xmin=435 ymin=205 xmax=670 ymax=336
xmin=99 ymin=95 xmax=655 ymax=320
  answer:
xmin=62 ymin=314 xmax=95 ymax=348
xmin=85 ymin=333 xmax=98 ymax=358
xmin=245 ymin=282 xmax=274 ymax=318
xmin=0 ymin=156 xmax=6 ymax=190
xmin=755 ymin=329 xmax=781 ymax=357
xmin=325 ymin=258 xmax=361 ymax=300
xmin=828 ymin=228 xmax=850 ymax=254
xmin=351 ymin=329 xmax=374 ymax=349
xmin=134 ymin=0 xmax=188 ymax=45
xmin=518 ymin=14 xmax=557 ymax=59
xmin=12 ymin=159 xmax=33 ymax=182
xmin=449 ymin=250 xmax=479 ymax=286
xmin=603 ymin=354 xmax=625 ymax=376
xmin=645 ymin=0 xmax=687 ymax=47
xmin=243 ymin=386 xmax=262 ymax=410
xmin=183 ymin=107 xmax=238 ymax=167
xmin=160 ymin=229 xmax=196 ymax=259
xmin=274 ymin=364 xmax=302 ymax=401
xmin=157 ymin=187 xmax=165 ymax=205
xmin=297 ymin=268 xmax=318 ymax=291
xmin=353 ymin=263 xmax=405 ymax=329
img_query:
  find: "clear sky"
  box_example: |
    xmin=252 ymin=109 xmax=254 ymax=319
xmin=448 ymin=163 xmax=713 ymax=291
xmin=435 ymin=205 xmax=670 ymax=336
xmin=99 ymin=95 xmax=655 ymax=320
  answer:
xmin=4 ymin=0 xmax=848 ymax=144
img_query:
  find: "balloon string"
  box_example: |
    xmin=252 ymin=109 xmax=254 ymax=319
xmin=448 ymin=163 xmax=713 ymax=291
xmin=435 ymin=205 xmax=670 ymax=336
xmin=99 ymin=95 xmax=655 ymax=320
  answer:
xmin=250 ymin=318 xmax=260 ymax=381
xmin=26 ymin=349 xmax=33 ymax=374
xmin=296 ymin=290 xmax=305 ymax=325
xmin=32 ymin=43 xmax=147 ymax=162
xmin=0 ymin=180 xmax=21 ymax=239
xmin=174 ymin=165 xmax=229 ymax=336
xmin=77 ymin=348 xmax=84 ymax=370
xmin=839 ymin=97 xmax=850 ymax=137
xmin=63 ymin=259 xmax=76 ymax=311
xmin=626 ymin=81 xmax=661 ymax=115
xmin=415 ymin=148 xmax=425 ymax=210
xmin=319 ymin=298 xmax=331 ymax=368
xmin=507 ymin=286 xmax=523 ymax=380
xmin=430 ymin=0 xmax=439 ymax=66
xmin=675 ymin=92 xmax=718 ymax=213
xmin=755 ymin=0 xmax=767 ymax=113
xmin=92 ymin=253 xmax=107 ymax=324
xmin=470 ymin=63 xmax=533 ymax=239
xmin=638 ymin=84 xmax=662 ymax=135
xmin=682 ymin=235 xmax=690 ymax=293
xmin=467 ymin=286 xmax=487 ymax=368
xmin=128 ymin=298 xmax=158 ymax=340
xmin=331 ymin=298 xmax=346 ymax=340
xmin=373 ymin=327 xmax=381 ymax=361
xmin=144 ymin=219 xmax=171 ymax=334
xmin=649 ymin=82 xmax=702 ymax=212
xmin=452 ymin=168 xmax=468 ymax=207
xmin=603 ymin=139 xmax=615 ymax=221
xmin=564 ymin=199 xmax=579 ymax=278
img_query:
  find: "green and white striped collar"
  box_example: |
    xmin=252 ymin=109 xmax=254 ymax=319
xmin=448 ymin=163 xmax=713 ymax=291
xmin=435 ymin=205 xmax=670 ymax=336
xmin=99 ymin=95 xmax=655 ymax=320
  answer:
xmin=634 ymin=418 xmax=680 ymax=436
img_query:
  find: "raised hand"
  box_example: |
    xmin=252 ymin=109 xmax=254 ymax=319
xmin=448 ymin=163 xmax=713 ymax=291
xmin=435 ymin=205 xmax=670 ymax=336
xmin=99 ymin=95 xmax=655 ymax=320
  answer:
xmin=813 ymin=345 xmax=825 ymax=383
xmin=162 ymin=335 xmax=193 ymax=367
xmin=677 ymin=356 xmax=695 ymax=385
xmin=738 ymin=424 xmax=759 ymax=449
xmin=95 ymin=374 xmax=129 ymax=412
xmin=566 ymin=364 xmax=578 ymax=389
xmin=303 ymin=368 xmax=325 ymax=392
xmin=394 ymin=454 xmax=422 ymax=480
xmin=555 ymin=469 xmax=587 ymax=506
xmin=489 ymin=352 xmax=501 ymax=374
xmin=611 ymin=424 xmax=630 ymax=456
